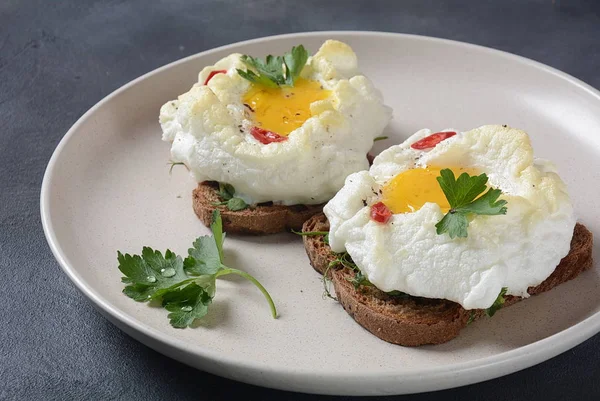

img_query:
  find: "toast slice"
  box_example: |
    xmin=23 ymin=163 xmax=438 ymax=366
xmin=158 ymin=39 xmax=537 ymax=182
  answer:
xmin=302 ymin=213 xmax=594 ymax=346
xmin=192 ymin=181 xmax=324 ymax=235
xmin=190 ymin=154 xmax=374 ymax=234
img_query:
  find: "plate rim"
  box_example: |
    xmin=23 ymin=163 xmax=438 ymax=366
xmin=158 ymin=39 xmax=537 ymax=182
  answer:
xmin=40 ymin=30 xmax=600 ymax=395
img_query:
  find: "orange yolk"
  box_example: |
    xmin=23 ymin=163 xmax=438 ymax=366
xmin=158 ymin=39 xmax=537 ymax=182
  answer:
xmin=381 ymin=166 xmax=480 ymax=214
xmin=242 ymin=78 xmax=330 ymax=136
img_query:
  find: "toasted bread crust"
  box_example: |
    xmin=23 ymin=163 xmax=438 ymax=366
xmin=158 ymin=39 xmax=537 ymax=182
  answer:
xmin=192 ymin=182 xmax=324 ymax=235
xmin=301 ymin=212 xmax=336 ymax=275
xmin=302 ymin=213 xmax=594 ymax=346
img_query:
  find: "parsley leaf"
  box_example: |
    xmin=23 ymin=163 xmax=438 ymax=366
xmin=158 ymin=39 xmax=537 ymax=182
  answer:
xmin=213 ymin=183 xmax=249 ymax=212
xmin=435 ymin=212 xmax=468 ymax=240
xmin=210 ymin=209 xmax=225 ymax=261
xmin=217 ymin=183 xmax=235 ymax=201
xmin=183 ymin=236 xmax=220 ymax=275
xmin=349 ymin=270 xmax=370 ymax=290
xmin=283 ymin=45 xmax=309 ymax=86
xmin=118 ymin=248 xmax=190 ymax=301
xmin=237 ymin=45 xmax=309 ymax=88
xmin=237 ymin=69 xmax=279 ymax=88
xmin=184 ymin=209 xmax=227 ymax=276
xmin=458 ymin=188 xmax=507 ymax=216
xmin=435 ymin=169 xmax=508 ymax=238
xmin=227 ymin=197 xmax=248 ymax=211
xmin=291 ymin=230 xmax=329 ymax=244
xmin=467 ymin=311 xmax=477 ymax=325
xmin=437 ymin=168 xmax=488 ymax=207
xmin=291 ymin=230 xmax=329 ymax=236
xmin=485 ymin=287 xmax=508 ymax=317
xmin=162 ymin=283 xmax=212 ymax=328
xmin=117 ymin=210 xmax=277 ymax=328
xmin=241 ymin=54 xmax=285 ymax=86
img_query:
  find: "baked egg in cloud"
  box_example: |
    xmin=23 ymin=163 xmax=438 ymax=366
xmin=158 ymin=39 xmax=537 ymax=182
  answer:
xmin=159 ymin=40 xmax=392 ymax=206
xmin=324 ymin=125 xmax=575 ymax=310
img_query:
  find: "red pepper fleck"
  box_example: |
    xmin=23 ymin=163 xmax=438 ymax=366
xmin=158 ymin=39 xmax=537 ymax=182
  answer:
xmin=411 ymin=131 xmax=457 ymax=150
xmin=250 ymin=126 xmax=288 ymax=144
xmin=203 ymin=70 xmax=227 ymax=85
xmin=370 ymin=201 xmax=393 ymax=223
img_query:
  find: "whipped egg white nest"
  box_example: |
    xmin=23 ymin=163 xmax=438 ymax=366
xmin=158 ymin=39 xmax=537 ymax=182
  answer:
xmin=159 ymin=40 xmax=392 ymax=206
xmin=324 ymin=125 xmax=576 ymax=310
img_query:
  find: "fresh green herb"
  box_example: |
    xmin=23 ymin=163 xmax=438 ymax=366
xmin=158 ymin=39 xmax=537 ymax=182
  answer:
xmin=118 ymin=248 xmax=191 ymax=301
xmin=225 ymin=197 xmax=248 ymax=211
xmin=217 ymin=183 xmax=235 ymax=200
xmin=291 ymin=230 xmax=330 ymax=244
xmin=331 ymin=252 xmax=358 ymax=271
xmin=345 ymin=268 xmax=409 ymax=298
xmin=291 ymin=230 xmax=329 ymax=236
xmin=237 ymin=45 xmax=309 ymax=88
xmin=348 ymin=270 xmax=370 ymax=289
xmin=322 ymin=260 xmax=339 ymax=300
xmin=282 ymin=45 xmax=309 ymax=86
xmin=466 ymin=288 xmax=508 ymax=325
xmin=435 ymin=169 xmax=508 ymax=239
xmin=118 ymin=210 xmax=277 ymax=328
xmin=320 ymin=251 xmax=356 ymax=300
xmin=373 ymin=136 xmax=389 ymax=142
xmin=168 ymin=161 xmax=185 ymax=174
xmin=322 ymin=251 xmax=410 ymax=299
xmin=319 ymin=249 xmax=357 ymax=299
xmin=467 ymin=311 xmax=477 ymax=325
xmin=161 ymin=283 xmax=212 ymax=328
xmin=485 ymin=287 xmax=508 ymax=317
xmin=212 ymin=183 xmax=249 ymax=211
xmin=386 ymin=290 xmax=410 ymax=298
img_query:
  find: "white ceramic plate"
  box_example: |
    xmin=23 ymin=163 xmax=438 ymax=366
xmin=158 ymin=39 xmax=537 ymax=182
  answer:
xmin=41 ymin=32 xmax=600 ymax=396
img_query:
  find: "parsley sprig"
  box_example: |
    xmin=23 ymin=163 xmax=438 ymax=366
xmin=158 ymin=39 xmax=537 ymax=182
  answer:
xmin=237 ymin=45 xmax=309 ymax=88
xmin=292 ymin=230 xmax=405 ymax=298
xmin=324 ymin=251 xmax=408 ymax=299
xmin=485 ymin=287 xmax=508 ymax=317
xmin=467 ymin=287 xmax=508 ymax=324
xmin=291 ymin=230 xmax=329 ymax=244
xmin=435 ymin=169 xmax=508 ymax=239
xmin=212 ymin=183 xmax=248 ymax=211
xmin=322 ymin=251 xmax=356 ymax=300
xmin=117 ymin=210 xmax=277 ymax=328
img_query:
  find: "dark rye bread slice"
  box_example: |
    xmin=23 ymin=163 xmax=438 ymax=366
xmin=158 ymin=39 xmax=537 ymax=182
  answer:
xmin=302 ymin=213 xmax=594 ymax=346
xmin=191 ymin=154 xmax=374 ymax=235
xmin=192 ymin=181 xmax=324 ymax=235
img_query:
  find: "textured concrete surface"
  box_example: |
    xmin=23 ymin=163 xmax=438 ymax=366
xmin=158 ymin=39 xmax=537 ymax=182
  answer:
xmin=1 ymin=0 xmax=599 ymax=399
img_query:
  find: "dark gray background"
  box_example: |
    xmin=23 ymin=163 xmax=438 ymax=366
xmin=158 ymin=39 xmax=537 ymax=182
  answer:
xmin=1 ymin=0 xmax=599 ymax=399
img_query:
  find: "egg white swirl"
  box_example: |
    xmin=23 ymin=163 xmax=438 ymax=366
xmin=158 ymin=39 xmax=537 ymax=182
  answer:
xmin=324 ymin=125 xmax=576 ymax=310
xmin=159 ymin=40 xmax=392 ymax=205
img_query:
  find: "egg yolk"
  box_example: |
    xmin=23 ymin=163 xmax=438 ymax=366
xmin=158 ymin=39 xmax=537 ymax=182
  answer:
xmin=382 ymin=166 xmax=480 ymax=214
xmin=242 ymin=78 xmax=330 ymax=136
